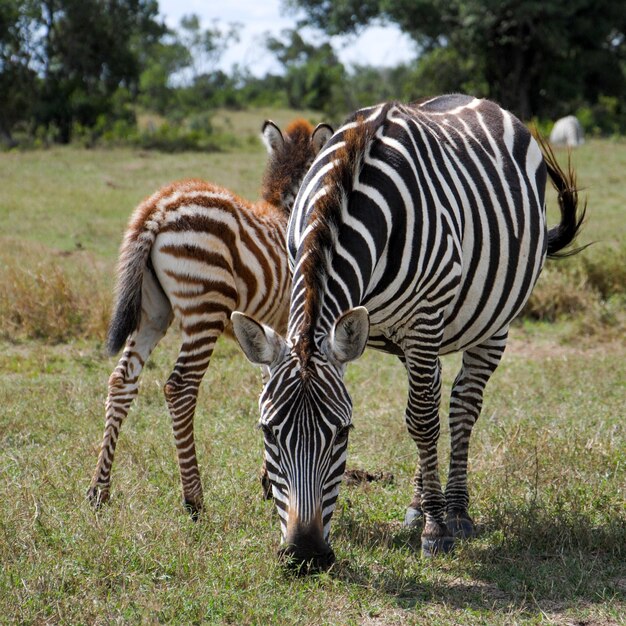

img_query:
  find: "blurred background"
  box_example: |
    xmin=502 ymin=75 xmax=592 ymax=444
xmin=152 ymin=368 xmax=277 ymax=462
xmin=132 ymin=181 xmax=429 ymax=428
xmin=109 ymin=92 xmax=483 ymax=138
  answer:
xmin=1 ymin=0 xmax=625 ymax=149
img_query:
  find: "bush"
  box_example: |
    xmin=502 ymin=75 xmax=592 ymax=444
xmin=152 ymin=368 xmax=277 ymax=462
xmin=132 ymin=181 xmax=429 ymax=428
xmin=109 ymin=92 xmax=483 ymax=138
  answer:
xmin=0 ymin=250 xmax=110 ymax=343
xmin=581 ymin=244 xmax=626 ymax=300
xmin=520 ymin=245 xmax=626 ymax=338
xmin=522 ymin=264 xmax=593 ymax=321
xmin=576 ymin=96 xmax=626 ymax=137
xmin=134 ymin=120 xmax=221 ymax=152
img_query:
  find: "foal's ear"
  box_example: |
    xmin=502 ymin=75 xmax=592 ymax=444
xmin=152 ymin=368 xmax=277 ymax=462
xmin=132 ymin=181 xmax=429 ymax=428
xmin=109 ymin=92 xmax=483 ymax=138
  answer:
xmin=231 ymin=312 xmax=286 ymax=366
xmin=311 ymin=123 xmax=333 ymax=154
xmin=325 ymin=306 xmax=370 ymax=365
xmin=261 ymin=120 xmax=284 ymax=154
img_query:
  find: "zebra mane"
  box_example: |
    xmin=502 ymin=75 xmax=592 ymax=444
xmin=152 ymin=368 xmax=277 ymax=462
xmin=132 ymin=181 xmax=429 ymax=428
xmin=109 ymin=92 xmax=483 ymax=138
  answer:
xmin=295 ymin=113 xmax=375 ymax=372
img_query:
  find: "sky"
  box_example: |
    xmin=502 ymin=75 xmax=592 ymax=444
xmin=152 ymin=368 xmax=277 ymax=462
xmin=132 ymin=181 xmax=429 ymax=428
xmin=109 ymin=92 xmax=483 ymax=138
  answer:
xmin=157 ymin=0 xmax=416 ymax=76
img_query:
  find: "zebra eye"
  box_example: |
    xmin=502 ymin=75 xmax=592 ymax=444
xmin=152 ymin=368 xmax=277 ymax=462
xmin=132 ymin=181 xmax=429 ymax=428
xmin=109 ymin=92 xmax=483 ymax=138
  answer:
xmin=261 ymin=424 xmax=277 ymax=444
xmin=335 ymin=425 xmax=352 ymax=445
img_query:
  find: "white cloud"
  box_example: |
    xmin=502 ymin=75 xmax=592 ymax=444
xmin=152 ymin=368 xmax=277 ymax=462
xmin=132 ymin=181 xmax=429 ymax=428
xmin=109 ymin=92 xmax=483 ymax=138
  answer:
xmin=157 ymin=0 xmax=415 ymax=76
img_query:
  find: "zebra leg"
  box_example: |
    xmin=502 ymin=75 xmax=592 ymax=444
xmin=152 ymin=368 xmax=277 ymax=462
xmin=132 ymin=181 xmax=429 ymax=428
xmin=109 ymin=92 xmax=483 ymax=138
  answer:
xmin=163 ymin=311 xmax=227 ymax=519
xmin=403 ymin=345 xmax=452 ymax=556
xmin=404 ymin=357 xmax=442 ymax=528
xmin=88 ymin=272 xmax=172 ymax=508
xmin=444 ymin=328 xmax=509 ymax=538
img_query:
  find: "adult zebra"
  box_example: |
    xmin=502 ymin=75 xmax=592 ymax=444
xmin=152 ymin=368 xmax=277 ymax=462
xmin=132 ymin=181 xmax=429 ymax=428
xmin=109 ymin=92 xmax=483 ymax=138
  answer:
xmin=88 ymin=119 xmax=333 ymax=516
xmin=232 ymin=95 xmax=585 ymax=570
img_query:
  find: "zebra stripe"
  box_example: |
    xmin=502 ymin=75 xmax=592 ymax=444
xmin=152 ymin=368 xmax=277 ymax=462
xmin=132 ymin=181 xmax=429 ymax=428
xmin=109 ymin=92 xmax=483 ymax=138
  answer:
xmin=232 ymin=94 xmax=585 ymax=567
xmin=88 ymin=119 xmax=333 ymax=515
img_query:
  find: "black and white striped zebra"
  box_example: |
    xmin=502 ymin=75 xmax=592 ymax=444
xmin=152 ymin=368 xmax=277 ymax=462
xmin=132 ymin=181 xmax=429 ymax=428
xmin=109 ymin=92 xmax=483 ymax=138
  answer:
xmin=232 ymin=94 xmax=585 ymax=570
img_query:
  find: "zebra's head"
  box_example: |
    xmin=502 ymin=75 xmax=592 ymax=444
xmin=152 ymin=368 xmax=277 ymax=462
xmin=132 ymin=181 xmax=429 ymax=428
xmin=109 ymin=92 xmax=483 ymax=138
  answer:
xmin=260 ymin=119 xmax=333 ymax=217
xmin=231 ymin=307 xmax=370 ymax=572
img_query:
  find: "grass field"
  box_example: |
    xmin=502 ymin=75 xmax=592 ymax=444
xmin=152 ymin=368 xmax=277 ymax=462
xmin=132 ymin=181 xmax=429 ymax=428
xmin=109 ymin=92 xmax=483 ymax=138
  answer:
xmin=0 ymin=121 xmax=624 ymax=625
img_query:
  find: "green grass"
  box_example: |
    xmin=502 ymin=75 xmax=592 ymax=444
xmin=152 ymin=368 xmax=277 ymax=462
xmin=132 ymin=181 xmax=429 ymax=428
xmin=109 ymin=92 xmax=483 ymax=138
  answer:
xmin=0 ymin=144 xmax=269 ymax=260
xmin=0 ymin=123 xmax=624 ymax=624
xmin=1 ymin=338 xmax=624 ymax=624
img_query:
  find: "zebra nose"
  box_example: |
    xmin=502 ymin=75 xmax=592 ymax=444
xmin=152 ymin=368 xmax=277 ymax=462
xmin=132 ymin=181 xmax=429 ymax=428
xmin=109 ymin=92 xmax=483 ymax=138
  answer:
xmin=279 ymin=514 xmax=334 ymax=573
xmin=277 ymin=542 xmax=335 ymax=574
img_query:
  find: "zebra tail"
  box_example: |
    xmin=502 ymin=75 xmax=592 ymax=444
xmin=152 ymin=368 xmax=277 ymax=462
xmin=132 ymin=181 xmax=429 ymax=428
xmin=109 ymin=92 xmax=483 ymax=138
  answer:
xmin=106 ymin=202 xmax=161 ymax=355
xmin=534 ymin=131 xmax=588 ymax=259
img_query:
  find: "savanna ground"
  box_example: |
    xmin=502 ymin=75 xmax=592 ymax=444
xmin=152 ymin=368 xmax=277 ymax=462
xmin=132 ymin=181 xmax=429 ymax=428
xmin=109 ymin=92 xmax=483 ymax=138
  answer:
xmin=0 ymin=109 xmax=625 ymax=625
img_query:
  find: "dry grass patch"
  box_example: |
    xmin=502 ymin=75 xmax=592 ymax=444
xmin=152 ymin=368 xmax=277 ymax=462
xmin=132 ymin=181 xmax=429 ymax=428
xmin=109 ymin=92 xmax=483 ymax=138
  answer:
xmin=0 ymin=239 xmax=111 ymax=342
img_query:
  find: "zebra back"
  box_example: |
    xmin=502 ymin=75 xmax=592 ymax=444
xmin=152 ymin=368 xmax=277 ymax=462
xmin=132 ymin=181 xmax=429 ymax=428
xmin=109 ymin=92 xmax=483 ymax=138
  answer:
xmin=287 ymin=95 xmax=585 ymax=357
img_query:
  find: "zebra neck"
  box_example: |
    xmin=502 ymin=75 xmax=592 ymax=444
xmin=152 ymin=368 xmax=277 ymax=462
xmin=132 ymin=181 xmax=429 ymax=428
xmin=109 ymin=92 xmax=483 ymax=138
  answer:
xmin=287 ymin=266 xmax=358 ymax=366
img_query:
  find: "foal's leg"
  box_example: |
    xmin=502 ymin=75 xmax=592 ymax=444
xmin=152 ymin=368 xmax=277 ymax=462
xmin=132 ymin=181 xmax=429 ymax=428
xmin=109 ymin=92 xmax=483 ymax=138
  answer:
xmin=163 ymin=306 xmax=229 ymax=518
xmin=88 ymin=271 xmax=172 ymax=507
xmin=444 ymin=327 xmax=508 ymax=538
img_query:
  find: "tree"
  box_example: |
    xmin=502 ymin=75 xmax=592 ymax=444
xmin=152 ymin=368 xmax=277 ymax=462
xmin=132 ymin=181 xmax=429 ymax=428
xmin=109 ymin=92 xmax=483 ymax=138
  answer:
xmin=138 ymin=35 xmax=190 ymax=115
xmin=0 ymin=0 xmax=40 ymax=144
xmin=138 ymin=15 xmax=241 ymax=116
xmin=175 ymin=15 xmax=239 ymax=86
xmin=266 ymin=29 xmax=347 ymax=116
xmin=37 ymin=0 xmax=165 ymax=142
xmin=344 ymin=64 xmax=416 ymax=109
xmin=287 ymin=0 xmax=626 ymax=120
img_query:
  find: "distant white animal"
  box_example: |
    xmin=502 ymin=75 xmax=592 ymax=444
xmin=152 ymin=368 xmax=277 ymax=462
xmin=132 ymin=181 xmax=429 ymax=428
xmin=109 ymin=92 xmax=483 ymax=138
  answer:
xmin=550 ymin=115 xmax=585 ymax=147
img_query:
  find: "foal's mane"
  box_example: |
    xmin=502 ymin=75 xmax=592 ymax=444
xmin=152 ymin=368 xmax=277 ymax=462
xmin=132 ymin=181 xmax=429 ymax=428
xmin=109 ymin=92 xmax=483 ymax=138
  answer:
xmin=261 ymin=118 xmax=316 ymax=216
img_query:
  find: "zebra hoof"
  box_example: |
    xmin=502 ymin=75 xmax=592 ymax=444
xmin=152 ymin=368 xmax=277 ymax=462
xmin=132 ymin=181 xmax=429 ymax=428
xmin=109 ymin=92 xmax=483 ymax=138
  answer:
xmin=87 ymin=485 xmax=109 ymax=510
xmin=421 ymin=534 xmax=455 ymax=557
xmin=403 ymin=506 xmax=424 ymax=528
xmin=183 ymin=499 xmax=202 ymax=521
xmin=445 ymin=510 xmax=475 ymax=539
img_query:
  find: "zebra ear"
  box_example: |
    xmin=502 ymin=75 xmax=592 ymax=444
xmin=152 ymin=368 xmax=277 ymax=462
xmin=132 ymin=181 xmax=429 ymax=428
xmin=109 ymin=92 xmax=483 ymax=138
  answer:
xmin=326 ymin=307 xmax=370 ymax=365
xmin=261 ymin=120 xmax=284 ymax=154
xmin=231 ymin=311 xmax=286 ymax=366
xmin=311 ymin=123 xmax=333 ymax=154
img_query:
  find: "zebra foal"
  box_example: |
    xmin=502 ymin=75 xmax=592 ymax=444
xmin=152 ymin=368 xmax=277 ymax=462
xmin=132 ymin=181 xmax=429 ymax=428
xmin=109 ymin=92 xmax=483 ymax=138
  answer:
xmin=232 ymin=95 xmax=586 ymax=570
xmin=88 ymin=119 xmax=332 ymax=516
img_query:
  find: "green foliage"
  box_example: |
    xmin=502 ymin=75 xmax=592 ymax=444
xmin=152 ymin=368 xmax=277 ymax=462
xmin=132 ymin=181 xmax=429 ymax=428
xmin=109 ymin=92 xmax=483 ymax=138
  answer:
xmin=266 ymin=29 xmax=348 ymax=118
xmin=576 ymin=96 xmax=626 ymax=136
xmin=138 ymin=37 xmax=191 ymax=115
xmin=35 ymin=0 xmax=165 ymax=143
xmin=3 ymin=0 xmax=626 ymax=144
xmin=133 ymin=119 xmax=221 ymax=152
xmin=341 ymin=64 xmax=418 ymax=109
xmin=407 ymin=47 xmax=488 ymax=102
xmin=290 ymin=0 xmax=626 ymax=121
xmin=174 ymin=14 xmax=240 ymax=85
xmin=0 ymin=0 xmax=40 ymax=145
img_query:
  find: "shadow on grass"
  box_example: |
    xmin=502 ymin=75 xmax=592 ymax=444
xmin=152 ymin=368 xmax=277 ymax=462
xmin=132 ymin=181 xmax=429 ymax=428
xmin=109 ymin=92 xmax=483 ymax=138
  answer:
xmin=330 ymin=503 xmax=626 ymax=615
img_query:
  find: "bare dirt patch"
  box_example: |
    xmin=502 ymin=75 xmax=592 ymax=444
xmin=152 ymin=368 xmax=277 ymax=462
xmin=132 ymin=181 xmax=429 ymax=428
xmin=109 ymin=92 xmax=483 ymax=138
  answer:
xmin=344 ymin=469 xmax=395 ymax=487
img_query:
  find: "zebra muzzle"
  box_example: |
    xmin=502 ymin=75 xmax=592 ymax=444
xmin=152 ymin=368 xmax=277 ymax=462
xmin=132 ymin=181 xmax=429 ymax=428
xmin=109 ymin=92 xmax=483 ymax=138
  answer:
xmin=277 ymin=541 xmax=335 ymax=574
xmin=278 ymin=519 xmax=335 ymax=573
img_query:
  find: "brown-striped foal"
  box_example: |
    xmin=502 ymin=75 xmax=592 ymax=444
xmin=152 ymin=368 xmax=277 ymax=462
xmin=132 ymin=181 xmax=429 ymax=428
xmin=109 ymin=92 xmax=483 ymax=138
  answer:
xmin=88 ymin=119 xmax=332 ymax=516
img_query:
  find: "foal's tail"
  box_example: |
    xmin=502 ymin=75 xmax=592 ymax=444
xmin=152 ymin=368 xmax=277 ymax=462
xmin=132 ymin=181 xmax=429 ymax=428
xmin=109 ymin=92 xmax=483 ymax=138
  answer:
xmin=106 ymin=188 xmax=169 ymax=355
xmin=534 ymin=131 xmax=588 ymax=259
